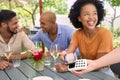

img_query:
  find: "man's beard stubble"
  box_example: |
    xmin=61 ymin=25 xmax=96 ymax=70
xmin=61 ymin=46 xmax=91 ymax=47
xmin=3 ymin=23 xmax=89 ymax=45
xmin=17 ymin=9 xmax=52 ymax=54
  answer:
xmin=7 ymin=25 xmax=17 ymax=35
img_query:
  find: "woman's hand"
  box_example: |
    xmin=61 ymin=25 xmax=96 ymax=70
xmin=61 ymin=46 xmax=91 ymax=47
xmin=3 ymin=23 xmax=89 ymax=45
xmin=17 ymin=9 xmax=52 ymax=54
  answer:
xmin=55 ymin=63 xmax=68 ymax=72
xmin=59 ymin=51 xmax=67 ymax=61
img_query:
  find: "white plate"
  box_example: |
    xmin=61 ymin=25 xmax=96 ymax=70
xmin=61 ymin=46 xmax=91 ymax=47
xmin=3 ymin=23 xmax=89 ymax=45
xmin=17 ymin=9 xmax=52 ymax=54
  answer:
xmin=78 ymin=79 xmax=90 ymax=80
xmin=32 ymin=76 xmax=53 ymax=80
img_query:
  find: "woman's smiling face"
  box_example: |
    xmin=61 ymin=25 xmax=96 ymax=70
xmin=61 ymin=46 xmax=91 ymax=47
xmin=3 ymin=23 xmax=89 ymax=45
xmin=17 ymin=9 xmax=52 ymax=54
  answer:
xmin=78 ymin=4 xmax=98 ymax=30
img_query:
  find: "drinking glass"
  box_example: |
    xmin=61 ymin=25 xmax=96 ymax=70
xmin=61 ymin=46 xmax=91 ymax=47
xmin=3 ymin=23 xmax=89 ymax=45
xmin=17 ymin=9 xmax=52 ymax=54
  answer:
xmin=4 ymin=45 xmax=12 ymax=62
xmin=50 ymin=44 xmax=60 ymax=71
xmin=34 ymin=41 xmax=42 ymax=50
xmin=12 ymin=54 xmax=21 ymax=67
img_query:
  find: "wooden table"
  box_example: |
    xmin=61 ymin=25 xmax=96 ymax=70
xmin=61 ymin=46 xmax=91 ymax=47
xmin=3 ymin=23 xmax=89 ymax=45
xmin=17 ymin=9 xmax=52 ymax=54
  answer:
xmin=0 ymin=59 xmax=119 ymax=80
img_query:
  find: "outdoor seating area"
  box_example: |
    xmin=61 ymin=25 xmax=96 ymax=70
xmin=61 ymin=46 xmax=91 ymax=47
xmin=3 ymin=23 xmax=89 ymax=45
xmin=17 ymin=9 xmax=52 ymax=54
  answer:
xmin=1 ymin=0 xmax=120 ymax=80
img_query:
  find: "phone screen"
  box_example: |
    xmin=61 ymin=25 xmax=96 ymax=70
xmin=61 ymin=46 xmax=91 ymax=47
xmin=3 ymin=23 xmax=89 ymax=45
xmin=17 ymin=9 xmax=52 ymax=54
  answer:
xmin=68 ymin=62 xmax=75 ymax=68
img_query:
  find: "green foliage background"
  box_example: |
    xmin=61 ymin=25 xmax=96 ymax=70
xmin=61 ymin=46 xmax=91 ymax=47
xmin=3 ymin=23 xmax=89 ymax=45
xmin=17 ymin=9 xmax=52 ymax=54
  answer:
xmin=0 ymin=0 xmax=68 ymax=28
xmin=0 ymin=0 xmax=120 ymax=47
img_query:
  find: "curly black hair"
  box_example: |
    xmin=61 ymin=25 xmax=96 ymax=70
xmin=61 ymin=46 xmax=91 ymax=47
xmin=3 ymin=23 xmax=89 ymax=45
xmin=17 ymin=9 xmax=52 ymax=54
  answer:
xmin=68 ymin=0 xmax=105 ymax=29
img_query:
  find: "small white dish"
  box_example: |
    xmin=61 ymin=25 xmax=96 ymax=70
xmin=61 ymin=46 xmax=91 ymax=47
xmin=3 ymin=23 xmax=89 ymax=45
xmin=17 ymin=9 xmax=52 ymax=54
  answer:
xmin=32 ymin=76 xmax=53 ymax=80
xmin=78 ymin=79 xmax=90 ymax=80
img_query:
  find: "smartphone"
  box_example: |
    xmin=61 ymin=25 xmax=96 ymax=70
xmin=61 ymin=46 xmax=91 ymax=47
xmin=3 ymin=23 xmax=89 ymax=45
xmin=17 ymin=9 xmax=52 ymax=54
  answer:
xmin=68 ymin=62 xmax=76 ymax=68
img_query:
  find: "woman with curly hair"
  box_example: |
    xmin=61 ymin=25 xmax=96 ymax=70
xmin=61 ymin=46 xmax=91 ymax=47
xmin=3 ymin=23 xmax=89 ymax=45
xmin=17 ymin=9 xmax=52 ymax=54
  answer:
xmin=59 ymin=0 xmax=114 ymax=76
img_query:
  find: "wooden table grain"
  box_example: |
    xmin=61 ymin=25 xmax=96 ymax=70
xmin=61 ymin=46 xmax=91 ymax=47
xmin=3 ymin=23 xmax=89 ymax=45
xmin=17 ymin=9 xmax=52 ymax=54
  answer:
xmin=0 ymin=59 xmax=120 ymax=80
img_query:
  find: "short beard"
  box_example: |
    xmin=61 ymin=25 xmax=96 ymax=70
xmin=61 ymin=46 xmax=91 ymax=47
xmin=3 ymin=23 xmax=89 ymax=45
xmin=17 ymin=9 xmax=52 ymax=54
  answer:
xmin=7 ymin=25 xmax=17 ymax=35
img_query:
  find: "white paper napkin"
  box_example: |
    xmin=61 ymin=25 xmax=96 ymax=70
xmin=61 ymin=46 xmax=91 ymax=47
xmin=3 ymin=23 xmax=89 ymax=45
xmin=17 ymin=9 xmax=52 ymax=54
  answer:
xmin=78 ymin=79 xmax=90 ymax=80
xmin=32 ymin=76 xmax=53 ymax=80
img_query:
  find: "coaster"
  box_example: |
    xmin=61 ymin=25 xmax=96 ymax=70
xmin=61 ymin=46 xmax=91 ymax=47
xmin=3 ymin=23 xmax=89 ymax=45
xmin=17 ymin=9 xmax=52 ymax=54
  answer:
xmin=33 ymin=76 xmax=53 ymax=80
